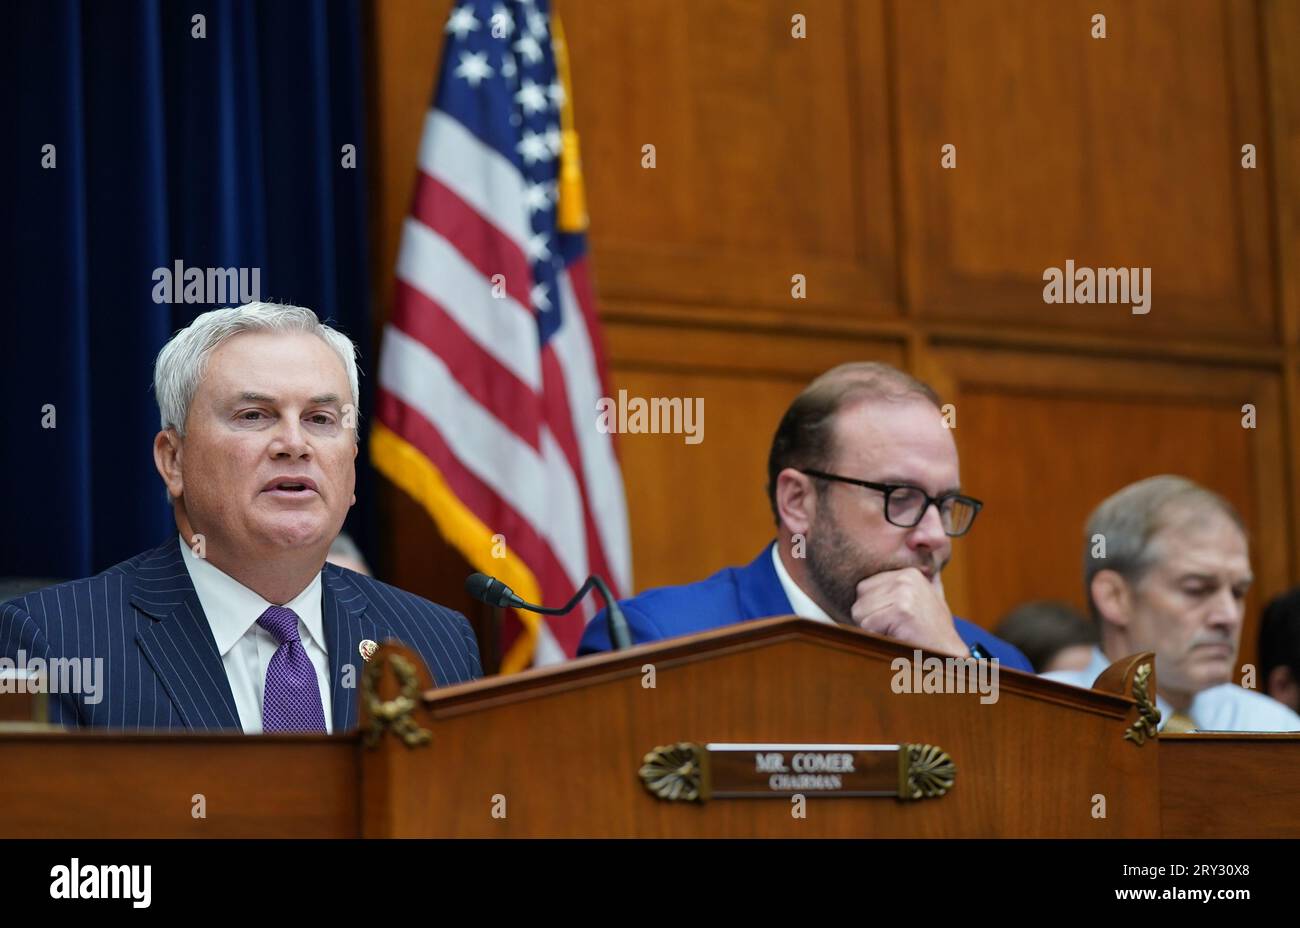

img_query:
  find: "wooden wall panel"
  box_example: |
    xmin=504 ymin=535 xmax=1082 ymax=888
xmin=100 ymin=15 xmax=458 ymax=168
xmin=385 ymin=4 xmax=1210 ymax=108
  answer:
xmin=606 ymin=320 xmax=905 ymax=589
xmin=566 ymin=0 xmax=898 ymax=320
xmin=1267 ymin=0 xmax=1300 ymax=351
xmin=1265 ymin=0 xmax=1300 ymax=584
xmin=929 ymin=345 xmax=1289 ymax=675
xmin=893 ymin=0 xmax=1274 ymax=340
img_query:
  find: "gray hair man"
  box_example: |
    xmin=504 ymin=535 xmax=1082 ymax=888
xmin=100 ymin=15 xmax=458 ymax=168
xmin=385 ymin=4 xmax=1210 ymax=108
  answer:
xmin=1 ymin=302 xmax=481 ymax=732
xmin=1044 ymin=475 xmax=1300 ymax=731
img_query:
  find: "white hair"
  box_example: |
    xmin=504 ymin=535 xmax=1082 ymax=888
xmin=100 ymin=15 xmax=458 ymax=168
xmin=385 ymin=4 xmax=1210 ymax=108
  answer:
xmin=153 ymin=302 xmax=360 ymax=440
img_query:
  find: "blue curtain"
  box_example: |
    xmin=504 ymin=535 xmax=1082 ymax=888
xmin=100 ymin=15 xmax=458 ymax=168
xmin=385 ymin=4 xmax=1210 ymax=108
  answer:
xmin=1 ymin=0 xmax=374 ymax=579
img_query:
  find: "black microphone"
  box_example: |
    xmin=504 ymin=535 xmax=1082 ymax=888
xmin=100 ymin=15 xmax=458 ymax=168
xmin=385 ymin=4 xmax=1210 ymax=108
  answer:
xmin=465 ymin=572 xmax=522 ymax=609
xmin=464 ymin=571 xmax=633 ymax=651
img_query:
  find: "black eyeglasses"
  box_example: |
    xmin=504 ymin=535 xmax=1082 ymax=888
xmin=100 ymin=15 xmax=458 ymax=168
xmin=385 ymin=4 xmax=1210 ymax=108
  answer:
xmin=798 ymin=469 xmax=984 ymax=537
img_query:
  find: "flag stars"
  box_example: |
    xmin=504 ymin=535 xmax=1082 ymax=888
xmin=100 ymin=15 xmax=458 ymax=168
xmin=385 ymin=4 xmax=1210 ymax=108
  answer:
xmin=548 ymin=81 xmax=566 ymax=109
xmin=445 ymin=5 xmax=480 ymax=40
xmin=545 ymin=127 xmax=562 ymax=157
xmin=517 ymin=130 xmax=553 ymax=164
xmin=514 ymin=33 xmax=544 ymax=65
xmin=501 ymin=54 xmax=518 ymax=81
xmin=524 ymin=182 xmax=552 ymax=214
xmin=531 ymin=282 xmax=552 ymax=312
xmin=515 ymin=79 xmax=549 ymax=115
xmin=526 ymin=8 xmax=549 ymax=41
xmin=526 ymin=232 xmax=552 ymax=262
xmin=454 ymin=51 xmax=494 ymax=87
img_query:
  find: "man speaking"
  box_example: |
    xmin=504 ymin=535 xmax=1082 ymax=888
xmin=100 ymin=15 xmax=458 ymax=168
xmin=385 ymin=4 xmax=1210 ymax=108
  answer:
xmin=579 ymin=362 xmax=1030 ymax=669
xmin=0 ymin=303 xmax=481 ymax=731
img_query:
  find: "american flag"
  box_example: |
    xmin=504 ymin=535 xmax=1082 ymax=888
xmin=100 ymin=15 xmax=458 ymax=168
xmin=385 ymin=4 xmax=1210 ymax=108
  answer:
xmin=371 ymin=0 xmax=632 ymax=672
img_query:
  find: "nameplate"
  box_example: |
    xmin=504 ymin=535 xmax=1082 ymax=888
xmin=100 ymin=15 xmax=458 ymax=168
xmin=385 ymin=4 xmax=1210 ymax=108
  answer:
xmin=638 ymin=741 xmax=955 ymax=802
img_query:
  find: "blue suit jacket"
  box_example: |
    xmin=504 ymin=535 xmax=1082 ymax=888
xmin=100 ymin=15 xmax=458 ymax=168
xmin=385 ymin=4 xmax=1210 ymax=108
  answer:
xmin=0 ymin=536 xmax=482 ymax=731
xmin=579 ymin=545 xmax=1033 ymax=671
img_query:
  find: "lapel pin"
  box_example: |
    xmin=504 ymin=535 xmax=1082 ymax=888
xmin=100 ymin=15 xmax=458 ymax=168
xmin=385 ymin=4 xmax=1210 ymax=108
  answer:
xmin=358 ymin=639 xmax=378 ymax=663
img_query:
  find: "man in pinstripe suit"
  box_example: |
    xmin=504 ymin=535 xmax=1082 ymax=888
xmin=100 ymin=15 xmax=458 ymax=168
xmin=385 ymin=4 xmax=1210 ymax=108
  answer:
xmin=0 ymin=303 xmax=481 ymax=731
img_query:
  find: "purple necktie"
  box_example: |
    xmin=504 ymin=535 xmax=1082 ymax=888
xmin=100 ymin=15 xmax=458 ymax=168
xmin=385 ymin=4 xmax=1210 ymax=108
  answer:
xmin=257 ymin=606 xmax=327 ymax=733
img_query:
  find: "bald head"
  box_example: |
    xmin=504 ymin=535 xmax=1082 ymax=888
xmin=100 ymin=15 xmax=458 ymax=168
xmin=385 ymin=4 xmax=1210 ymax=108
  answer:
xmin=767 ymin=362 xmax=941 ymax=522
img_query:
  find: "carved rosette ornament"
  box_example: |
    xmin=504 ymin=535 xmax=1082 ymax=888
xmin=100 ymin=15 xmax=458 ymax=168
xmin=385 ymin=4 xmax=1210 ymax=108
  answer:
xmin=639 ymin=742 xmax=706 ymax=802
xmin=898 ymin=743 xmax=956 ymax=800
xmin=1123 ymin=661 xmax=1161 ymax=746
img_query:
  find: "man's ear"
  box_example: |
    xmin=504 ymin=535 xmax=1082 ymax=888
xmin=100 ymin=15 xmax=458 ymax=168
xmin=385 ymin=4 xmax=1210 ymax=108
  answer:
xmin=153 ymin=429 xmax=185 ymax=501
xmin=775 ymin=468 xmax=817 ymax=536
xmin=1089 ymin=569 xmax=1132 ymax=627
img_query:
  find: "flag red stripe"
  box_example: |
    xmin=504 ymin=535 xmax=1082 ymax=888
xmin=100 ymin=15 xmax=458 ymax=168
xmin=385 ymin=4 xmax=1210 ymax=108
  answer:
xmin=376 ymin=386 xmax=580 ymax=617
xmin=539 ymin=346 xmax=620 ymax=652
xmin=390 ymin=279 xmax=541 ymax=450
xmin=563 ymin=257 xmax=615 ymax=399
xmin=411 ymin=171 xmax=533 ymax=309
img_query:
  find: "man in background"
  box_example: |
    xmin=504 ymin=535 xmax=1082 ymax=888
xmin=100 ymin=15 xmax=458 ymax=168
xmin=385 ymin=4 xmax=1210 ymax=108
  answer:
xmin=1045 ymin=475 xmax=1300 ymax=731
xmin=1259 ymin=588 xmax=1300 ymax=713
xmin=327 ymin=532 xmax=372 ymax=576
xmin=995 ymin=600 xmax=1098 ymax=673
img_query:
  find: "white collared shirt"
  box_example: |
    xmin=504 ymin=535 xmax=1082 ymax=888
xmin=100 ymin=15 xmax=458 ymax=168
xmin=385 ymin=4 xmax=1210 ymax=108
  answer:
xmin=178 ymin=535 xmax=333 ymax=733
xmin=1044 ymin=646 xmax=1300 ymax=732
xmin=770 ymin=542 xmax=833 ymax=624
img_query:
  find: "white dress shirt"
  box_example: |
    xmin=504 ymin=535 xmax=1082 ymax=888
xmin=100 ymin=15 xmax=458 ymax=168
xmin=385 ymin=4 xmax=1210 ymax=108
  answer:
xmin=770 ymin=542 xmax=833 ymax=624
xmin=1044 ymin=646 xmax=1300 ymax=732
xmin=178 ymin=536 xmax=333 ymax=733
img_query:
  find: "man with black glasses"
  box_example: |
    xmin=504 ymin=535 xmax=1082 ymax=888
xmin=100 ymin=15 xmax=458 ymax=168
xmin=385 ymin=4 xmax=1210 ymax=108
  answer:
xmin=578 ymin=362 xmax=1031 ymax=669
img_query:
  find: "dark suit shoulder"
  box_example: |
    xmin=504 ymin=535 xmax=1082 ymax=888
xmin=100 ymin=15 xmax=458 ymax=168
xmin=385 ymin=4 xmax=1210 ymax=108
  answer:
xmin=102 ymin=546 xmax=166 ymax=577
xmin=3 ymin=537 xmax=184 ymax=619
xmin=324 ymin=566 xmax=482 ymax=681
xmin=1 ymin=566 xmax=132 ymax=632
xmin=327 ymin=566 xmax=464 ymax=623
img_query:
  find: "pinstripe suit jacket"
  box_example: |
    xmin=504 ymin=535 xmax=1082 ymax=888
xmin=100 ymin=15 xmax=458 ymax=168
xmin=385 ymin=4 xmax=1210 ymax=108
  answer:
xmin=0 ymin=535 xmax=482 ymax=731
